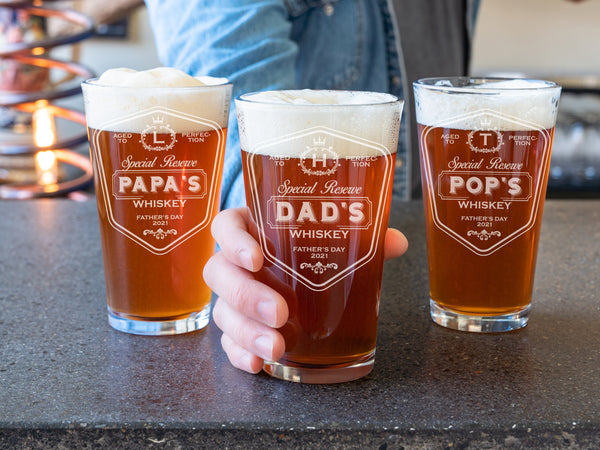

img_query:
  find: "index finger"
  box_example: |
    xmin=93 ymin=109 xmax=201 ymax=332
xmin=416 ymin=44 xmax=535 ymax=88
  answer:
xmin=211 ymin=207 xmax=264 ymax=272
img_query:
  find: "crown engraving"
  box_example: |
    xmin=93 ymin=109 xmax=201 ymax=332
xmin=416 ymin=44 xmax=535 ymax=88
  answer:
xmin=312 ymin=136 xmax=327 ymax=146
xmin=140 ymin=113 xmax=177 ymax=152
xmin=152 ymin=115 xmax=166 ymax=125
xmin=479 ymin=117 xmax=492 ymax=129
xmin=299 ymin=134 xmax=339 ymax=176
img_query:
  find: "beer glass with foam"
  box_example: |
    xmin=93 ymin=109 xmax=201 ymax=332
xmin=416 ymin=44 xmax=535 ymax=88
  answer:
xmin=413 ymin=77 xmax=561 ymax=332
xmin=236 ymin=90 xmax=403 ymax=383
xmin=82 ymin=68 xmax=231 ymax=335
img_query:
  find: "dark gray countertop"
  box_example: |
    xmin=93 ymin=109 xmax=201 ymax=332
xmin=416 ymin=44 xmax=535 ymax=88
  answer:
xmin=0 ymin=199 xmax=599 ymax=448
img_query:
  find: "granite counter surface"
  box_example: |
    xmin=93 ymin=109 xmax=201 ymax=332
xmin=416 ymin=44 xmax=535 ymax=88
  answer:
xmin=0 ymin=199 xmax=599 ymax=448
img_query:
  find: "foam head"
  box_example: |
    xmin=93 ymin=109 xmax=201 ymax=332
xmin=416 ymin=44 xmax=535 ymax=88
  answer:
xmin=236 ymin=90 xmax=403 ymax=157
xmin=82 ymin=67 xmax=231 ymax=131
xmin=414 ymin=78 xmax=561 ymax=130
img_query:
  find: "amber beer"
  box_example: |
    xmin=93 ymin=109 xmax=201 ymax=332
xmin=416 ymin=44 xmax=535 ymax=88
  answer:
xmin=82 ymin=68 xmax=231 ymax=335
xmin=414 ymin=78 xmax=561 ymax=332
xmin=237 ymin=90 xmax=403 ymax=383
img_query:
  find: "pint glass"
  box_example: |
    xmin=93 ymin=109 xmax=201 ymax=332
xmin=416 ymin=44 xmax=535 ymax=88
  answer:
xmin=236 ymin=90 xmax=403 ymax=383
xmin=413 ymin=77 xmax=561 ymax=332
xmin=82 ymin=68 xmax=231 ymax=335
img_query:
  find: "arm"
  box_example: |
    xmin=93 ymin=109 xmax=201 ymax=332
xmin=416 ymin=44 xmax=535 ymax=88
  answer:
xmin=145 ymin=0 xmax=299 ymax=208
xmin=146 ymin=1 xmax=410 ymax=374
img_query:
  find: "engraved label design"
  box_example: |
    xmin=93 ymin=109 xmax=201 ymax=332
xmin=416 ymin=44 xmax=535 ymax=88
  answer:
xmin=300 ymin=261 xmax=339 ymax=274
xmin=143 ymin=228 xmax=177 ymax=239
xmin=92 ymin=105 xmax=225 ymax=255
xmin=468 ymin=117 xmax=503 ymax=153
xmin=140 ymin=115 xmax=177 ymax=151
xmin=299 ymin=136 xmax=339 ymax=176
xmin=245 ymin=126 xmax=393 ymax=291
xmin=420 ymin=109 xmax=552 ymax=256
xmin=467 ymin=229 xmax=501 ymax=241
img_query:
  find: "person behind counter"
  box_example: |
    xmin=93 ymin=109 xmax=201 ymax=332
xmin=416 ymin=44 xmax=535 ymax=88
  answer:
xmin=144 ymin=0 xmax=479 ymax=373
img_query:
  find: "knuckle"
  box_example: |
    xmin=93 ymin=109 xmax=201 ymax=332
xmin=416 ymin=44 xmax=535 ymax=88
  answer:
xmin=220 ymin=333 xmax=234 ymax=354
xmin=211 ymin=209 xmax=232 ymax=240
xmin=210 ymin=212 xmax=222 ymax=238
xmin=229 ymin=321 xmax=250 ymax=347
xmin=228 ymin=279 xmax=256 ymax=312
xmin=211 ymin=298 xmax=226 ymax=330
xmin=202 ymin=254 xmax=217 ymax=285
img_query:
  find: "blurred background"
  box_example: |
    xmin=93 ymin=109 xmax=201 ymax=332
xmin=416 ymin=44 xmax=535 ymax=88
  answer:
xmin=1 ymin=0 xmax=599 ymax=198
xmin=473 ymin=0 xmax=600 ymax=197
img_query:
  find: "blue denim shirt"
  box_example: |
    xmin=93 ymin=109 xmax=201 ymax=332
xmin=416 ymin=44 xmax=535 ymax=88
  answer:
xmin=145 ymin=0 xmax=469 ymax=207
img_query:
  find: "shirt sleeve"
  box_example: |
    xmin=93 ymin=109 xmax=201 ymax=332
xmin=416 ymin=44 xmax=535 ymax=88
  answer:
xmin=145 ymin=0 xmax=299 ymax=209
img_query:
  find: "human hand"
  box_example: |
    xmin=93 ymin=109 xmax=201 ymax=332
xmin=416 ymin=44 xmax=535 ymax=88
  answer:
xmin=204 ymin=207 xmax=409 ymax=374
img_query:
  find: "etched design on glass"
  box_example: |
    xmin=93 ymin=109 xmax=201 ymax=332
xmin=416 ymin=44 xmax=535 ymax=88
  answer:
xmin=299 ymin=135 xmax=339 ymax=176
xmin=92 ymin=105 xmax=225 ymax=256
xmin=300 ymin=261 xmax=339 ymax=274
xmin=467 ymin=124 xmax=503 ymax=154
xmin=467 ymin=230 xmax=501 ymax=241
xmin=140 ymin=115 xmax=177 ymax=152
xmin=143 ymin=228 xmax=177 ymax=239
xmin=420 ymin=108 xmax=551 ymax=256
xmin=245 ymin=125 xmax=392 ymax=291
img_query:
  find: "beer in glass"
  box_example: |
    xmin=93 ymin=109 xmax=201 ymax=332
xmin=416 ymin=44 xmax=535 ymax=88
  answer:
xmin=82 ymin=68 xmax=231 ymax=335
xmin=236 ymin=90 xmax=403 ymax=383
xmin=413 ymin=77 xmax=561 ymax=332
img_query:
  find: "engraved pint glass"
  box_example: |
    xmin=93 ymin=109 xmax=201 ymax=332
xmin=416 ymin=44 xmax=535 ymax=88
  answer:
xmin=414 ymin=77 xmax=561 ymax=332
xmin=236 ymin=90 xmax=403 ymax=383
xmin=82 ymin=68 xmax=231 ymax=335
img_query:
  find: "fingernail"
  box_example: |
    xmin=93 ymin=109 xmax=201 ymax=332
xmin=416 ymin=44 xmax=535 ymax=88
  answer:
xmin=257 ymin=300 xmax=276 ymax=326
xmin=254 ymin=335 xmax=273 ymax=360
xmin=240 ymin=352 xmax=256 ymax=373
xmin=238 ymin=249 xmax=254 ymax=271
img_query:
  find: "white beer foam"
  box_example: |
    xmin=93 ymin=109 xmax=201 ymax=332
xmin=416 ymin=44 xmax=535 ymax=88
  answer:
xmin=414 ymin=79 xmax=560 ymax=130
xmin=83 ymin=67 xmax=231 ymax=131
xmin=236 ymin=90 xmax=402 ymax=157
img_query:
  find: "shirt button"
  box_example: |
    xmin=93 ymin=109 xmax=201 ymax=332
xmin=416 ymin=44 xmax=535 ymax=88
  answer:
xmin=391 ymin=76 xmax=401 ymax=86
xmin=395 ymin=158 xmax=404 ymax=169
xmin=323 ymin=4 xmax=334 ymax=16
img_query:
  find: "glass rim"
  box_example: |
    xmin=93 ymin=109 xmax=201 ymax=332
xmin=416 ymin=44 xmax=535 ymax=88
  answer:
xmin=81 ymin=77 xmax=232 ymax=90
xmin=236 ymin=89 xmax=402 ymax=108
xmin=413 ymin=77 xmax=561 ymax=93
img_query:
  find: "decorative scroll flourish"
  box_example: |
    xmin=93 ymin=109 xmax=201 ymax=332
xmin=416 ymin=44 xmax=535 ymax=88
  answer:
xmin=467 ymin=230 xmax=501 ymax=241
xmin=300 ymin=261 xmax=339 ymax=274
xmin=143 ymin=228 xmax=177 ymax=240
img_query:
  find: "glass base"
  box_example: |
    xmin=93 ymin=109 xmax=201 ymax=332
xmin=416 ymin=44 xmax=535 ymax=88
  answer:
xmin=430 ymin=300 xmax=529 ymax=333
xmin=107 ymin=303 xmax=211 ymax=335
xmin=263 ymin=352 xmax=375 ymax=384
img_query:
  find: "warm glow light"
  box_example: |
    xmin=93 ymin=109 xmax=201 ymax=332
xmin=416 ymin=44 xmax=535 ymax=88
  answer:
xmin=33 ymin=102 xmax=59 ymax=186
xmin=35 ymin=150 xmax=58 ymax=186
xmin=36 ymin=150 xmax=57 ymax=172
xmin=32 ymin=101 xmax=56 ymax=148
